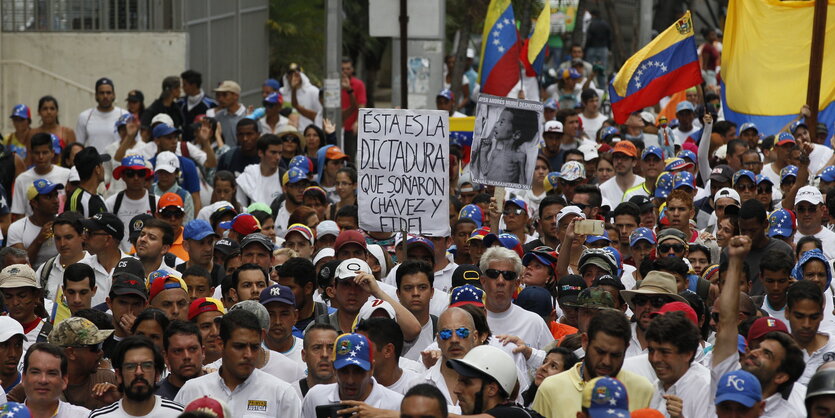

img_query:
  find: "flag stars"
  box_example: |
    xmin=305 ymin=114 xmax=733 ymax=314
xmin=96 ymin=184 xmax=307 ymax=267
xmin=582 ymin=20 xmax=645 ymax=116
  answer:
xmin=497 ymin=22 xmax=504 ymax=29
xmin=493 ymin=39 xmax=500 ymax=45
xmin=503 ymin=18 xmax=511 ymax=25
xmin=498 ymin=46 xmax=505 ymax=52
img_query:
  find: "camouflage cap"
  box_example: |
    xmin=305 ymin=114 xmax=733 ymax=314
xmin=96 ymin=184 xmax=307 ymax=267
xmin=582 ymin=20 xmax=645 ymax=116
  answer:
xmin=565 ymin=288 xmax=615 ymax=309
xmin=48 ymin=317 xmax=113 ymax=347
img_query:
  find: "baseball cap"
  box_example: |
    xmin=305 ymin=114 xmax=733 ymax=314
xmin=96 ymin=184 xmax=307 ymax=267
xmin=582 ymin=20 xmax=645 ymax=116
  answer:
xmin=152 ymin=123 xmax=180 ymax=139
xmin=0 ymin=317 xmax=26 ymax=343
xmin=664 ymin=157 xmax=693 ymax=172
xmin=325 ymin=145 xmax=350 ymax=161
xmin=566 ymin=288 xmax=615 ymax=309
xmin=128 ymin=213 xmax=153 ymax=243
xmin=229 ymin=300 xmax=270 ymax=329
xmin=26 ymin=178 xmax=64 ymax=201
xmin=289 ymin=155 xmax=314 ymax=174
xmin=183 ymin=397 xmax=232 ymax=418
xmin=715 ymin=370 xmax=762 ymax=407
xmin=543 ymin=98 xmax=558 ymax=110
xmin=155 ymin=151 xmax=180 ymax=173
xmin=149 ymin=275 xmax=188 ymax=301
xmin=654 ymin=172 xmax=673 ymax=199
xmin=612 ymin=140 xmax=637 ymax=158
xmin=556 ymin=205 xmax=585 ymax=225
xmin=467 ymin=226 xmax=491 ymax=242
xmin=796 ymin=185 xmax=823 ymax=206
xmin=451 ymin=264 xmax=482 ymax=288
xmin=214 ymin=238 xmax=240 ymax=256
xmin=48 ymin=317 xmax=113 ymax=347
xmin=316 ymin=221 xmax=340 ymax=239
xmin=628 ymin=195 xmax=654 ymax=213
xmin=756 ymin=174 xmax=773 ymax=186
xmin=504 ymin=199 xmax=528 ymax=214
xmin=437 ymin=89 xmax=454 ymax=101
xmin=158 ymin=193 xmax=184 ymax=211
xmin=334 ymin=230 xmax=367 ymax=253
xmin=522 ymin=246 xmax=558 ymax=270
xmin=629 ymin=227 xmax=656 ymax=247
xmin=577 ymin=143 xmax=599 ymax=161
xmin=642 ymin=146 xmax=664 ymax=160
xmin=354 ymin=299 xmax=397 ymax=330
xmin=739 ymin=122 xmax=758 ymax=134
xmin=239 ymin=233 xmax=274 ymax=253
xmin=709 ymin=164 xmax=735 ymax=184
xmin=73 ymin=147 xmax=111 ymax=169
xmin=449 ymin=284 xmax=485 ymax=308
xmin=333 ymin=333 xmax=373 ymax=371
xmin=286 ymin=224 xmax=315 ymax=245
xmin=544 ymin=120 xmax=564 ymax=134
xmin=482 ymin=233 xmax=523 ymax=257
xmin=514 ymin=286 xmax=553 ymax=318
xmin=775 ymin=132 xmax=796 ymax=146
xmin=113 ymin=155 xmax=152 ymax=180
xmin=10 ymin=104 xmax=30 ymax=120
xmin=747 ymin=317 xmax=789 ymax=343
xmin=672 ymin=171 xmax=695 ymax=190
xmin=677 ymin=149 xmax=697 ymax=163
xmin=657 ymin=228 xmax=688 ymax=246
xmin=556 ymin=275 xmax=586 ymax=306
xmin=578 ymin=249 xmax=617 ymax=276
xmin=676 ymin=101 xmax=696 ymax=113
xmin=214 ymin=80 xmax=241 ymax=95
xmin=219 ymin=213 xmax=262 ymax=235
xmin=767 ymin=209 xmax=796 ymax=238
xmin=585 ymin=230 xmax=611 ymax=245
xmin=650 ymin=301 xmax=698 ymax=326
xmin=0 ymin=403 xmax=30 ymax=418
xmin=780 ymin=165 xmax=798 ymax=183
xmin=335 ymin=258 xmax=372 ymax=280
xmin=544 ymin=171 xmax=560 ymax=192
xmin=260 ymin=284 xmax=296 ymax=307
xmin=459 ymin=204 xmax=484 ymax=228
xmin=183 ymin=219 xmax=218 ymax=241
xmin=631 ymin=410 xmax=664 ymax=418
xmin=558 ymin=68 xmax=581 ymax=79
xmin=790 ymin=120 xmax=808 ymax=134
xmin=263 ymin=91 xmax=283 ymax=105
xmin=406 ymin=236 xmax=435 ymax=254
xmin=819 ymin=166 xmax=835 ymax=183
xmin=732 ymin=169 xmax=756 ymax=186
xmin=0 ymin=264 xmax=38 ymax=289
xmin=714 ymin=188 xmax=741 ymax=205
xmin=581 ymin=377 xmax=629 ymax=418
xmin=125 ymin=89 xmax=144 ymax=102
xmin=151 ymin=113 xmax=175 ymax=128
xmin=559 ymin=161 xmax=586 ymax=181
xmin=188 ymin=297 xmax=226 ymax=320
xmin=110 ymin=273 xmax=148 ymax=301
xmin=600 ymin=126 xmax=621 ymax=143
xmin=282 ymin=167 xmax=307 ymax=185
xmin=81 ymin=212 xmax=125 ymax=241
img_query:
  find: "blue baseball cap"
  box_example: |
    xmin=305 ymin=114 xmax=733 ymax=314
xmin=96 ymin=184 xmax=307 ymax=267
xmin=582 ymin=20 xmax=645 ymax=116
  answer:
xmin=449 ymin=284 xmax=485 ymax=308
xmin=505 ymin=199 xmax=528 ymax=214
xmin=9 ymin=104 xmax=30 ymax=120
xmin=599 ymin=126 xmax=620 ymax=142
xmin=629 ymin=227 xmax=656 ymax=247
xmin=332 ymin=333 xmax=373 ymax=371
xmin=259 ymin=283 xmax=296 ymax=307
xmin=755 ymin=174 xmax=773 ymax=186
xmin=183 ymin=219 xmax=218 ymax=241
xmin=677 ymin=149 xmax=697 ymax=163
xmin=522 ymin=247 xmax=558 ymax=269
xmin=740 ymin=122 xmax=758 ymax=134
xmin=437 ymin=89 xmax=454 ymax=101
xmin=406 ymin=236 xmax=435 ymax=254
xmin=819 ymin=166 xmax=835 ymax=183
xmin=282 ymin=167 xmax=307 ymax=185
xmin=776 ymin=132 xmax=796 ymax=146
xmin=715 ymin=370 xmax=762 ymax=407
xmin=673 ymin=171 xmax=695 ymax=190
xmin=780 ymin=165 xmax=798 ymax=183
xmin=737 ymin=334 xmax=748 ymax=353
xmin=459 ymin=204 xmax=484 ymax=228
xmin=543 ymin=98 xmax=558 ymax=110
xmin=152 ymin=123 xmax=180 ymax=139
xmin=0 ymin=402 xmax=31 ymax=418
xmin=676 ymin=101 xmax=696 ymax=113
xmin=642 ymin=146 xmax=664 ymax=160
xmin=733 ymin=169 xmax=756 ymax=186
xmin=582 ymin=377 xmax=630 ymax=418
xmin=27 ymin=178 xmax=64 ymax=201
xmin=483 ymin=233 xmax=523 ymax=257
xmin=263 ymin=78 xmax=281 ymax=90
xmin=264 ymin=91 xmax=283 ymax=105
xmin=654 ymin=172 xmax=673 ymax=199
xmin=585 ymin=230 xmax=611 ymax=245
xmin=790 ymin=120 xmax=808 ymax=134
xmin=514 ymin=286 xmax=553 ymax=318
xmin=289 ymin=155 xmax=313 ymax=173
xmin=664 ymin=157 xmax=693 ymax=172
xmin=114 ymin=113 xmax=133 ymax=130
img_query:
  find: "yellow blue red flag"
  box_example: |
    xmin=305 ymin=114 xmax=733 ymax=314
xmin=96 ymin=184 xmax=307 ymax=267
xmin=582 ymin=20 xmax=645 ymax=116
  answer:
xmin=722 ymin=0 xmax=835 ymax=136
xmin=478 ymin=0 xmax=521 ymax=96
xmin=609 ymin=11 xmax=702 ymax=124
xmin=521 ymin=3 xmax=551 ymax=76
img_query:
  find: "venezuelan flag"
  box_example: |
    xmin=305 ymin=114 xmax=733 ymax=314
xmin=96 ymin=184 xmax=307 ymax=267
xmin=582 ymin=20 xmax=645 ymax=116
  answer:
xmin=722 ymin=0 xmax=835 ymax=136
xmin=521 ymin=3 xmax=551 ymax=77
xmin=609 ymin=11 xmax=702 ymax=124
xmin=478 ymin=0 xmax=521 ymax=96
xmin=450 ymin=116 xmax=475 ymax=166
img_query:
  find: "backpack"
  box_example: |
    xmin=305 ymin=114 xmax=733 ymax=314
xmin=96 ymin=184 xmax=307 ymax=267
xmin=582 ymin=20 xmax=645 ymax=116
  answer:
xmin=112 ymin=191 xmax=157 ymax=215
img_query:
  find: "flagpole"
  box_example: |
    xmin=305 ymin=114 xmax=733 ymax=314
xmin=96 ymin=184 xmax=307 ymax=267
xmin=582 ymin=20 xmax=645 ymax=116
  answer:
xmin=805 ymin=0 xmax=827 ymax=139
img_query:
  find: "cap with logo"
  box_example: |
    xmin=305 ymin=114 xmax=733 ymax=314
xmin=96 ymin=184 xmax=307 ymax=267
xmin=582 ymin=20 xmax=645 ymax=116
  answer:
xmin=335 ymin=258 xmax=372 ymax=281
xmin=451 ymin=264 xmax=482 ymax=289
xmin=747 ymin=317 xmax=788 ymax=343
xmin=188 ymin=297 xmax=226 ymax=320
xmin=260 ymin=284 xmax=296 ymax=307
xmin=219 ymin=213 xmax=261 ymax=235
xmin=628 ymin=195 xmax=655 ymax=213
xmin=581 ymin=377 xmax=630 ymax=418
xmin=780 ymin=165 xmax=799 ymax=184
xmin=577 ymin=143 xmax=599 ymax=161
xmin=48 ymin=317 xmax=113 ymax=347
xmin=732 ymin=170 xmax=756 ymax=186
xmin=672 ymin=171 xmax=695 ymax=190
xmin=482 ymin=233 xmax=524 ymax=257
xmin=654 ymin=172 xmax=673 ymax=199
xmin=819 ymin=166 xmax=835 ymax=183
xmin=459 ymin=204 xmax=484 ymax=228
xmin=642 ymin=146 xmax=664 ymax=160
xmin=677 ymin=149 xmax=697 ymax=163
xmin=158 ymin=193 xmax=185 ymax=212
xmin=80 ymin=212 xmax=125 ymax=241
xmin=544 ymin=120 xmax=564 ymax=134
xmin=467 ymin=226 xmax=491 ymax=242
xmin=559 ymin=161 xmax=586 ymax=181
xmin=26 ymin=178 xmax=64 ymax=201
xmin=239 ymin=233 xmax=274 ymax=253
xmin=333 ymin=333 xmax=373 ymax=370
xmin=709 ymin=165 xmax=734 ymax=184
xmin=10 ymin=104 xmax=30 ymax=120
xmin=629 ymin=227 xmax=657 ymax=247
xmin=214 ymin=238 xmax=240 ymax=256
xmin=0 ymin=264 xmax=38 ymax=289
xmin=155 ymin=151 xmax=180 ymax=173
xmin=0 ymin=402 xmax=31 ymax=418
xmin=664 ymin=157 xmax=694 ymax=172
xmin=111 ymin=274 xmax=148 ymax=301
xmin=324 ymin=145 xmax=350 ymax=161
xmin=128 ymin=213 xmax=153 ymax=243
xmin=285 ymin=224 xmax=315 ymax=245
xmin=796 ymin=185 xmax=823 ymax=206
xmin=767 ymin=209 xmax=796 ymax=239
xmin=289 ymin=155 xmax=314 ymax=174
xmin=449 ymin=284 xmax=485 ymax=308
xmin=612 ymin=140 xmax=638 ymax=158
xmin=113 ymin=155 xmax=152 ymax=180
xmin=556 ymin=275 xmax=586 ymax=306
xmin=543 ymin=98 xmax=558 ymax=110
xmin=437 ymin=89 xmax=454 ymax=101
xmin=715 ymin=370 xmax=762 ymax=407
xmin=556 ymin=205 xmax=586 ymax=225
xmin=282 ymin=167 xmax=308 ymax=185
xmin=353 ymin=299 xmax=397 ymax=331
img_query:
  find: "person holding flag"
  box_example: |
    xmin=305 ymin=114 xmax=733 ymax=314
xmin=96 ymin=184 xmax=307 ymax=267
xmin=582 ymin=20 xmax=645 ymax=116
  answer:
xmin=478 ymin=0 xmax=521 ymax=97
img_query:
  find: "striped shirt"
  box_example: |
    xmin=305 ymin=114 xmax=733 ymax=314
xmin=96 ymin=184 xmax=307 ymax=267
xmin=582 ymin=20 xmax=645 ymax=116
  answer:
xmin=88 ymin=396 xmax=183 ymax=417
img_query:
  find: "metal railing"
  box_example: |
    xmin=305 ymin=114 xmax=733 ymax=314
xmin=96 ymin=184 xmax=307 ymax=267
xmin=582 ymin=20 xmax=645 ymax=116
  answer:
xmin=1 ymin=0 xmax=181 ymax=31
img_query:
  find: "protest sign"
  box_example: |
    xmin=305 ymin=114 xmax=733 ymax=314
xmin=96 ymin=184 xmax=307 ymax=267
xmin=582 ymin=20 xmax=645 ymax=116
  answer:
xmin=470 ymin=94 xmax=544 ymax=189
xmin=357 ymin=108 xmax=451 ymax=236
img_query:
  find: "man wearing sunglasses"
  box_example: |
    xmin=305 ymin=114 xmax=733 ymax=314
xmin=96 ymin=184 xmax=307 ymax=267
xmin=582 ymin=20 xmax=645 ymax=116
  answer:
xmin=107 ymin=155 xmax=158 ymax=253
xmin=795 ymin=186 xmax=835 ymax=260
xmin=732 ymin=170 xmax=758 ymax=204
xmin=655 ymin=228 xmax=688 ymax=259
xmin=620 ymin=271 xmax=689 ymax=359
xmin=480 ymin=247 xmax=553 ymax=350
xmin=498 ymin=199 xmax=531 ymax=246
xmin=154 ymin=193 xmax=189 ymax=262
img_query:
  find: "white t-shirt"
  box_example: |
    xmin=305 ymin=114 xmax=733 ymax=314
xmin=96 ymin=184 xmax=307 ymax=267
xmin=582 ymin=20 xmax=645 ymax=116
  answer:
xmin=581 ymin=112 xmax=609 ymax=141
xmin=799 ymin=333 xmax=835 ymax=385
xmin=301 ymin=380 xmax=403 ymax=418
xmin=176 ymin=368 xmax=301 ymax=418
xmin=11 ymin=166 xmax=71 ymax=217
xmin=402 ymin=319 xmax=436 ymax=361
xmin=53 ymin=400 xmax=91 ymax=418
xmin=83 ymin=251 xmax=130 ymax=306
xmin=236 ymin=164 xmax=283 ymax=207
xmin=486 ymin=304 xmax=554 ymax=350
xmin=35 ymin=251 xmax=92 ymax=301
xmin=105 ymin=191 xmax=158 ymax=253
xmin=672 ymin=126 xmax=699 ymax=146
xmin=75 ymin=107 xmax=129 ymax=152
xmin=278 ymin=336 xmax=305 ymax=366
xmin=7 ymin=217 xmax=58 ymax=268
xmin=207 ymin=349 xmax=306 ymax=383
xmin=386 ymin=368 xmax=422 ymax=395
xmin=794 ymin=227 xmax=835 ymax=260
xmin=649 ymin=362 xmax=714 ymax=418
xmin=599 ymin=175 xmax=645 ymax=205
xmin=89 ymin=396 xmax=183 ymax=418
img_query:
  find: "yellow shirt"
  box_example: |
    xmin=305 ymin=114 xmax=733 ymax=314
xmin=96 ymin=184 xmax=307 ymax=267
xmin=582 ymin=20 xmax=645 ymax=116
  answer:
xmin=532 ymin=362 xmax=654 ymax=418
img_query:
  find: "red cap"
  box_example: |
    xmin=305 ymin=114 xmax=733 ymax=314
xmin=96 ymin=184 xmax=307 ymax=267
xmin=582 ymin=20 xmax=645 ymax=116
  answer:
xmin=612 ymin=140 xmax=638 ymax=158
xmin=747 ymin=317 xmax=788 ymax=343
xmin=187 ymin=297 xmax=226 ymax=320
xmin=651 ymin=301 xmax=697 ymax=326
xmin=334 ymin=230 xmax=367 ymax=253
xmin=184 ymin=396 xmax=231 ymax=418
xmin=220 ymin=213 xmax=261 ymax=236
xmin=325 ymin=146 xmax=349 ymax=161
xmin=148 ymin=276 xmax=188 ymax=301
xmin=158 ymin=193 xmax=184 ymax=210
xmin=631 ymin=409 xmax=665 ymax=418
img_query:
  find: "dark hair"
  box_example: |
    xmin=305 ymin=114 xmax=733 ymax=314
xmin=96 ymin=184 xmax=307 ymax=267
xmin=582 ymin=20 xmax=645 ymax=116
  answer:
xmin=183 ymin=265 xmax=211 ymax=283
xmin=278 ymin=257 xmax=316 ymax=288
xmin=180 ymin=70 xmax=203 ymax=88
xmin=651 ymin=257 xmax=689 ymax=279
xmin=130 ymin=308 xmax=170 ymax=336
xmin=250 ymin=210 xmax=273 ymax=228
xmin=679 ymin=290 xmax=709 ymax=340
xmin=539 ymin=195 xmax=567 ymax=219
xmin=304 ymin=187 xmax=329 ymax=205
xmin=760 ymin=250 xmax=794 ymax=274
xmin=564 ymin=149 xmax=584 ymax=162
xmin=355 ymin=317 xmax=404 ymax=357
xmin=761 ymin=331 xmax=806 ymax=392
xmin=574 ymin=184 xmax=602 ymax=207
xmin=231 ymin=263 xmax=268 ymax=290
xmin=335 ymin=205 xmax=358 ymax=223
xmin=713 ymin=120 xmax=737 ymax=137
xmin=502 ymin=108 xmax=539 ymax=151
xmin=556 ymin=109 xmax=578 ymax=124
xmin=581 ymin=89 xmax=599 ymax=103
xmin=142 ymin=218 xmax=175 ymax=246
xmin=236 ymin=118 xmax=259 ymax=133
xmin=23 ymin=342 xmax=67 ymax=375
xmin=450 ymin=195 xmax=463 ymax=215
xmin=612 ymin=202 xmax=640 ymax=225
xmin=396 ymin=260 xmax=435 ymax=289
xmin=52 ymin=211 xmax=84 ymax=235
xmin=213 ymin=170 xmax=237 ymax=188
xmin=287 ymin=206 xmax=316 ymax=227
xmin=797 ymin=236 xmax=823 ymax=258
xmin=454 ymin=217 xmax=478 ymax=231
xmin=718 ymin=259 xmax=750 ymax=279
xmin=472 ymin=193 xmax=492 ymax=206
xmin=63 ymin=263 xmax=95 ymax=289
xmin=688 ymin=244 xmax=711 ymax=264
xmin=163 ymin=320 xmax=202 ymax=351
xmin=257 ymin=134 xmax=282 ymax=152
xmin=37 ymin=95 xmax=60 ymax=124
xmin=522 ymin=346 xmax=580 ymax=405
xmin=303 ymin=125 xmax=326 ymax=151
xmin=403 ymin=384 xmax=449 ymax=418
xmin=787 ymin=279 xmax=824 ymax=309
xmin=112 ymin=335 xmax=166 ymax=375
xmin=219 ymin=274 xmax=235 ymax=301
xmin=303 ymin=323 xmax=339 ymax=349
xmin=739 ymin=199 xmax=767 ymax=223
xmin=587 ymin=310 xmax=631 ymax=345
xmin=459 ymin=303 xmax=492 ymax=343
xmin=60 ymin=143 xmax=84 ymax=169
xmin=73 ymin=309 xmax=113 ymax=330
xmin=30 ymin=132 xmax=53 ymax=151
xmin=336 ymin=167 xmax=358 ymax=184
xmin=645 ymin=312 xmax=700 ymax=362
xmin=178 ymin=412 xmax=218 ymax=418
xmin=219 ymin=309 xmax=262 ymax=341
xmin=827 ymin=188 xmax=835 ymax=215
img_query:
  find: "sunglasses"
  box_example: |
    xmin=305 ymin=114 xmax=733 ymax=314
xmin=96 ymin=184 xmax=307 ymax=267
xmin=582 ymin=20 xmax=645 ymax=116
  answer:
xmin=503 ymin=208 xmax=525 ymax=216
xmin=757 ymin=186 xmax=772 ymax=194
xmin=796 ymin=205 xmax=818 ymax=214
xmin=735 ymin=184 xmax=756 ymax=192
xmin=658 ymin=243 xmax=685 ymax=253
xmin=123 ymin=169 xmax=146 ymax=178
xmin=632 ymin=294 xmax=671 ymax=309
xmin=72 ymin=343 xmax=103 ymax=352
xmin=438 ymin=327 xmax=471 ymax=340
xmin=160 ymin=209 xmax=184 ymax=218
xmin=484 ymin=269 xmax=518 ymax=281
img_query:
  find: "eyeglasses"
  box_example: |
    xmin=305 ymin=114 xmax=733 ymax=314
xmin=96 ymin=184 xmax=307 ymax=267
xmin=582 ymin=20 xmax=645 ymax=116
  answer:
xmin=796 ymin=205 xmax=818 ymax=214
xmin=757 ymin=186 xmax=772 ymax=194
xmin=735 ymin=184 xmax=756 ymax=192
xmin=503 ymin=208 xmax=525 ymax=216
xmin=160 ymin=209 xmax=184 ymax=218
xmin=632 ymin=294 xmax=671 ymax=309
xmin=122 ymin=361 xmax=154 ymax=372
xmin=570 ymin=202 xmax=589 ymax=210
xmin=484 ymin=269 xmax=518 ymax=281
xmin=438 ymin=327 xmax=471 ymax=340
xmin=123 ymin=170 xmax=146 ymax=178
xmin=658 ymin=243 xmax=685 ymax=253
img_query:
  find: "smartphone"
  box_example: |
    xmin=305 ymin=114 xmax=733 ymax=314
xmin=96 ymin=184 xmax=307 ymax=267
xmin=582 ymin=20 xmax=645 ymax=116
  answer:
xmin=316 ymin=403 xmax=348 ymax=418
xmin=575 ymin=219 xmax=604 ymax=236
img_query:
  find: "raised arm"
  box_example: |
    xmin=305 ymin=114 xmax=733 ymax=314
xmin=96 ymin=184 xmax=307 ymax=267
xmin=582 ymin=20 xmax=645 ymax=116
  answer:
xmin=712 ymin=235 xmax=751 ymax=367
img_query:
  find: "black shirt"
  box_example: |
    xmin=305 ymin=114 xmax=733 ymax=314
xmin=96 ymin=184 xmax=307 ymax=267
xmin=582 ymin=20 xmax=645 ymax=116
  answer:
xmin=485 ymin=403 xmax=544 ymax=418
xmin=156 ymin=376 xmax=181 ymax=401
xmin=217 ymin=147 xmax=260 ymax=176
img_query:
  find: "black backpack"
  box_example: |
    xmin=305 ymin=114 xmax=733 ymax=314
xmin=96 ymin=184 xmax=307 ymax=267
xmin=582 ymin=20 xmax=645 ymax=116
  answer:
xmin=112 ymin=191 xmax=157 ymax=215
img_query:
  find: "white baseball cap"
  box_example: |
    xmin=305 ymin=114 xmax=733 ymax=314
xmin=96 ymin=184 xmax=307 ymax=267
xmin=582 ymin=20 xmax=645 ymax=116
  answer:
xmin=155 ymin=151 xmax=180 ymax=173
xmin=556 ymin=205 xmax=586 ymax=225
xmin=335 ymin=258 xmax=373 ymax=280
xmin=544 ymin=120 xmax=564 ymax=134
xmin=796 ymin=186 xmax=823 ymax=206
xmin=0 ymin=317 xmax=26 ymax=343
xmin=577 ymin=143 xmax=599 ymax=161
xmin=353 ymin=299 xmax=397 ymax=332
xmin=714 ymin=188 xmax=741 ymax=205
xmin=316 ymin=220 xmax=340 ymax=239
xmin=151 ymin=113 xmax=175 ymax=127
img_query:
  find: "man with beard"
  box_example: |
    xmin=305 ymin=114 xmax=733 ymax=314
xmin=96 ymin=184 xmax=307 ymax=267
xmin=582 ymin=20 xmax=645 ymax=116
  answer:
xmin=599 ymin=141 xmax=644 ymax=205
xmin=187 ymin=297 xmax=225 ymax=366
xmin=712 ymin=235 xmax=806 ymax=418
xmin=260 ymin=284 xmax=303 ymax=365
xmin=292 ymin=324 xmax=338 ymax=399
xmin=175 ymin=310 xmax=301 ymax=416
xmin=135 ymin=218 xmax=177 ymax=276
xmin=157 ymin=321 xmax=205 ymax=400
xmin=448 ymin=345 xmax=529 ymax=416
xmin=300 ymin=333 xmax=403 ymax=418
xmin=89 ymin=336 xmax=184 ymax=417
xmin=532 ymin=310 xmax=654 ymax=417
